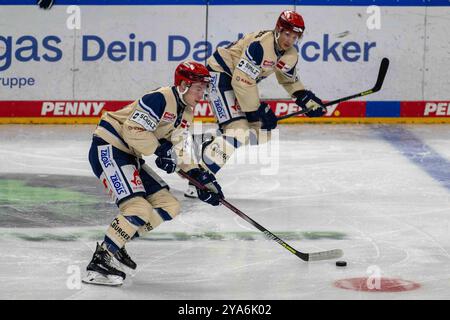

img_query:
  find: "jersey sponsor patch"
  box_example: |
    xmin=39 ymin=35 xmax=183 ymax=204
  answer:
xmin=208 ymin=72 xmax=230 ymax=123
xmin=130 ymin=110 xmax=158 ymax=131
xmin=162 ymin=111 xmax=176 ymax=122
xmin=127 ymin=125 xmax=146 ymax=132
xmin=121 ymin=165 xmax=145 ymax=193
xmin=109 ymin=173 xmax=128 ymax=197
xmin=209 ymin=72 xmax=219 ymax=94
xmin=276 ymin=60 xmax=293 ymax=74
xmin=211 ymin=94 xmax=230 ymax=123
xmin=100 ymin=172 xmax=116 ymax=202
xmin=225 ymin=91 xmax=244 ymax=119
xmin=180 ymin=119 xmax=190 ymax=129
xmin=276 ymin=61 xmax=285 ymax=69
xmin=262 ymin=60 xmax=275 ymax=68
xmin=236 ymin=58 xmax=261 ymax=80
xmin=99 ymin=146 xmax=114 ymax=169
xmin=97 ymin=145 xmax=131 ymax=201
xmin=236 ymin=76 xmax=253 ymax=85
xmin=229 ymin=103 xmax=244 ymax=118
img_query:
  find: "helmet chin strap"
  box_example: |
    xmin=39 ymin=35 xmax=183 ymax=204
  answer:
xmin=274 ymin=30 xmax=284 ymax=52
xmin=274 ymin=30 xmax=281 ymax=41
xmin=176 ymin=85 xmax=189 ymax=105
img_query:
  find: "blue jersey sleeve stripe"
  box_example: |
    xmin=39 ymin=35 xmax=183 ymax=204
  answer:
xmin=138 ymin=99 xmax=161 ymax=120
xmin=285 ymin=62 xmax=297 ymax=77
xmin=138 ymin=92 xmax=166 ymax=121
xmin=245 ymin=41 xmax=264 ymax=66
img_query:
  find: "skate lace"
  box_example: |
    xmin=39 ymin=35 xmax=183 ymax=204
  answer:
xmin=105 ymin=254 xmax=112 ymax=263
xmin=100 ymin=249 xmax=113 ymax=266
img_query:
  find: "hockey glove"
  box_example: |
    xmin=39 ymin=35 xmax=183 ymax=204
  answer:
xmin=154 ymin=139 xmax=177 ymax=174
xmin=37 ymin=0 xmax=54 ymax=9
xmin=294 ymin=90 xmax=327 ymax=117
xmin=187 ymin=168 xmax=224 ymax=206
xmin=245 ymin=102 xmax=278 ymax=131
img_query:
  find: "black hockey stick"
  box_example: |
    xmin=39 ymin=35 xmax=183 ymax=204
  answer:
xmin=179 ymin=171 xmax=343 ymax=262
xmin=277 ymin=57 xmax=390 ymax=120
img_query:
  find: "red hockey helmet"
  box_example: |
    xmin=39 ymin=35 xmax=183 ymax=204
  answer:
xmin=275 ymin=10 xmax=305 ymax=35
xmin=174 ymin=61 xmax=211 ymax=86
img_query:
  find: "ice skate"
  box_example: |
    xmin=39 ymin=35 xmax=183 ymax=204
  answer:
xmin=82 ymin=243 xmax=126 ymax=286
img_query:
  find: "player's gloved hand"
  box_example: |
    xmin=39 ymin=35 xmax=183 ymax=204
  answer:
xmin=294 ymin=90 xmax=327 ymax=117
xmin=187 ymin=168 xmax=224 ymax=206
xmin=154 ymin=139 xmax=177 ymax=174
xmin=245 ymin=102 xmax=278 ymax=131
xmin=37 ymin=0 xmax=54 ymax=9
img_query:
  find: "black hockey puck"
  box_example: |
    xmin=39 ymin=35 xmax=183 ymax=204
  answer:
xmin=336 ymin=260 xmax=347 ymax=267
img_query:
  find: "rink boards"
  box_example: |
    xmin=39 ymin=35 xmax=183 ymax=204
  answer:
xmin=0 ymin=1 xmax=449 ymax=123
xmin=0 ymin=100 xmax=449 ymax=124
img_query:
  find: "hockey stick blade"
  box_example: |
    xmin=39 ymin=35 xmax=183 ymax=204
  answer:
xmin=355 ymin=57 xmax=389 ymax=98
xmin=278 ymin=57 xmax=390 ymax=120
xmin=306 ymin=249 xmax=344 ymax=262
xmin=372 ymin=57 xmax=389 ymax=92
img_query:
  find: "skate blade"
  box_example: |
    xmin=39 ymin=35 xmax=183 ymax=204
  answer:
xmin=82 ymin=271 xmax=123 ymax=286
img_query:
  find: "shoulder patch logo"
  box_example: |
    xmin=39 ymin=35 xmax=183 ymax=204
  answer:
xmin=180 ymin=119 xmax=190 ymax=129
xmin=276 ymin=60 xmax=292 ymax=73
xmin=276 ymin=61 xmax=285 ymax=69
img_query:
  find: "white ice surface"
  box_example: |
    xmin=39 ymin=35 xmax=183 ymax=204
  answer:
xmin=0 ymin=124 xmax=449 ymax=300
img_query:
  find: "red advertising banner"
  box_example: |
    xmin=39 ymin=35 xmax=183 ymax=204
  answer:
xmin=401 ymin=101 xmax=450 ymax=117
xmin=0 ymin=100 xmax=449 ymax=123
